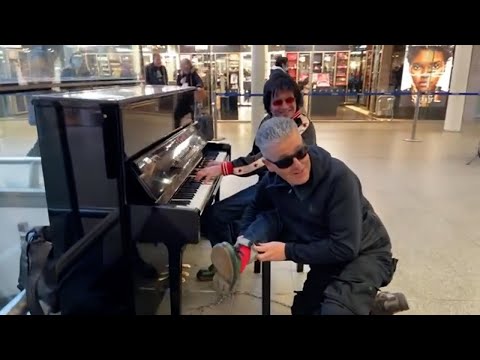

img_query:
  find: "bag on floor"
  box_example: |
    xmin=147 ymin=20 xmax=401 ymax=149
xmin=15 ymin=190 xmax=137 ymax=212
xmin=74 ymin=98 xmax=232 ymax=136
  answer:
xmin=20 ymin=226 xmax=59 ymax=315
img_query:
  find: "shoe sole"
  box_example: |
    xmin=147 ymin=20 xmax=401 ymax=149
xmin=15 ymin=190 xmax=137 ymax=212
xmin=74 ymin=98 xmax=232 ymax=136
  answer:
xmin=211 ymin=244 xmax=236 ymax=288
xmin=382 ymin=292 xmax=410 ymax=314
xmin=391 ymin=292 xmax=409 ymax=312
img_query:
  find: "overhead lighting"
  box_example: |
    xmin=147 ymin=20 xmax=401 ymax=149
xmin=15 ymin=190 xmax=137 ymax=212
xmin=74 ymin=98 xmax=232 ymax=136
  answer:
xmin=0 ymin=45 xmax=22 ymax=48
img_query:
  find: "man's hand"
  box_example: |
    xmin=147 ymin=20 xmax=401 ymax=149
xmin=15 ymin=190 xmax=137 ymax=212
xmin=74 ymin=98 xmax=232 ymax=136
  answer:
xmin=206 ymin=161 xmax=221 ymax=167
xmin=253 ymin=242 xmax=286 ymax=262
xmin=195 ymin=164 xmax=222 ymax=182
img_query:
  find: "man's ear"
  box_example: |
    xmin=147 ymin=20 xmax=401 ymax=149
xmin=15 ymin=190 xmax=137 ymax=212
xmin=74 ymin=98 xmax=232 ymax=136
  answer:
xmin=262 ymin=158 xmax=275 ymax=172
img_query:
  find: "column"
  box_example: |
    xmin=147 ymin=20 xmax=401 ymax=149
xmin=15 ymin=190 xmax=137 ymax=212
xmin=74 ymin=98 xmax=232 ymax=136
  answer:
xmin=251 ymin=45 xmax=267 ymax=135
xmin=444 ymin=45 xmax=473 ymax=132
xmin=131 ymin=45 xmax=142 ymax=81
xmin=376 ymin=45 xmax=394 ymax=92
xmin=461 ymin=45 xmax=480 ymax=123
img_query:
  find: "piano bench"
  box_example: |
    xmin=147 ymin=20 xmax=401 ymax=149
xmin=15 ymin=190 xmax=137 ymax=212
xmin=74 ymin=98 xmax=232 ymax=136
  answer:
xmin=254 ymin=260 xmax=304 ymax=273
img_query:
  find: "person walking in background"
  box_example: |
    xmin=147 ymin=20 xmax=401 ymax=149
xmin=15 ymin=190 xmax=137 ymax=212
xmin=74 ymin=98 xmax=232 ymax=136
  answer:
xmin=145 ymin=53 xmax=168 ymax=85
xmin=174 ymin=58 xmax=204 ymax=126
xmin=270 ymin=56 xmax=288 ymax=79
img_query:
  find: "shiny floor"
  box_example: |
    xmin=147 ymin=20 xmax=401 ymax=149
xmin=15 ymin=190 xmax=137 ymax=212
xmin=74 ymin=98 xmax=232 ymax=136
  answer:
xmin=1 ymin=119 xmax=480 ymax=314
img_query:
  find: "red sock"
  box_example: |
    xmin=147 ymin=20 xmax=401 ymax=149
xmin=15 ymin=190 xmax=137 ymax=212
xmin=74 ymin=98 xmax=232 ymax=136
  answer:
xmin=238 ymin=245 xmax=251 ymax=273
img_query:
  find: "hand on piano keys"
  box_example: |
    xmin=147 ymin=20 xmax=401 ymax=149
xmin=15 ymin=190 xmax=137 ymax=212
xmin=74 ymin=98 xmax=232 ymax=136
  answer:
xmin=169 ymin=151 xmax=228 ymax=212
xmin=194 ymin=162 xmax=223 ymax=183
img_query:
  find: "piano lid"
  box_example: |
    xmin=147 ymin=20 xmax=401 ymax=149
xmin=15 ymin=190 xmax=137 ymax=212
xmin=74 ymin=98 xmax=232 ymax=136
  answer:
xmin=31 ymin=85 xmax=196 ymax=106
xmin=133 ymin=123 xmax=207 ymax=203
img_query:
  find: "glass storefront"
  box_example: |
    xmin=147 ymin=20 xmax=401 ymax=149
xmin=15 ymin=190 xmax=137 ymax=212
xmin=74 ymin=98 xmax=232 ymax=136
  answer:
xmin=0 ymin=45 xmax=142 ymax=85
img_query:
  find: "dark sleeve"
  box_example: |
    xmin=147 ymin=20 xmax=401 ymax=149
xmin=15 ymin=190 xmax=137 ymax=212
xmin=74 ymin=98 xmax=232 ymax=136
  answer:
xmin=239 ymin=175 xmax=275 ymax=236
xmin=192 ymin=72 xmax=204 ymax=88
xmin=176 ymin=74 xmax=181 ymax=86
xmin=144 ymin=65 xmax=151 ymax=84
xmin=285 ymin=169 xmax=362 ymax=265
xmin=163 ymin=66 xmax=168 ymax=84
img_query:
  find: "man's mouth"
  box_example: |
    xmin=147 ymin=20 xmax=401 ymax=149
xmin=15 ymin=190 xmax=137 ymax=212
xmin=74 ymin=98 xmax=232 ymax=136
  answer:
xmin=292 ymin=168 xmax=305 ymax=176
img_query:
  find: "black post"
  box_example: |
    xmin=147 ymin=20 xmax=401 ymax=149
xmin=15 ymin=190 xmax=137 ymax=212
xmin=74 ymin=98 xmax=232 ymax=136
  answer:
xmin=167 ymin=243 xmax=184 ymax=315
xmin=261 ymin=261 xmax=271 ymax=315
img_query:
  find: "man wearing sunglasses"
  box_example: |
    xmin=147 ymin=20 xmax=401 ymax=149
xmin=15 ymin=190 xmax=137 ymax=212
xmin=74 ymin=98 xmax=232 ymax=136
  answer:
xmin=195 ymin=75 xmax=316 ymax=282
xmin=211 ymin=117 xmax=409 ymax=315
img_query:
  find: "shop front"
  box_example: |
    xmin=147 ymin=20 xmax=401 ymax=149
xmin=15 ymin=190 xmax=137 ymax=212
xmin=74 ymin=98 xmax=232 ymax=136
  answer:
xmin=0 ymin=45 xmax=143 ymax=118
xmin=179 ymin=45 xmax=242 ymax=120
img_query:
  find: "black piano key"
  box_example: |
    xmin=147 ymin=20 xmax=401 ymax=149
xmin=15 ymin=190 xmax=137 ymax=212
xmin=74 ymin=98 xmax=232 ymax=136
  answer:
xmin=170 ymin=200 xmax=191 ymax=206
xmin=176 ymin=189 xmax=197 ymax=194
xmin=174 ymin=194 xmax=194 ymax=199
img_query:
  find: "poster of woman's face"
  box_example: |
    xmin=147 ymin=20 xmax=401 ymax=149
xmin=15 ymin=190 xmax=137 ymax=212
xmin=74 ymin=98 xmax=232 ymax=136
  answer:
xmin=401 ymin=45 xmax=455 ymax=101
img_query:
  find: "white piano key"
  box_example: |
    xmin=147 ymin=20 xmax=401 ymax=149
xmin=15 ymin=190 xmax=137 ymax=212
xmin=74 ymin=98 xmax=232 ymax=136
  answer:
xmin=170 ymin=151 xmax=228 ymax=212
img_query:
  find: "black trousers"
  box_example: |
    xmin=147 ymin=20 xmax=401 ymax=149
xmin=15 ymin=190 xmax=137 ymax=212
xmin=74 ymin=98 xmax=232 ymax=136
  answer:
xmin=174 ymin=94 xmax=194 ymax=127
xmin=201 ymin=184 xmax=257 ymax=246
xmin=291 ymin=246 xmax=394 ymax=315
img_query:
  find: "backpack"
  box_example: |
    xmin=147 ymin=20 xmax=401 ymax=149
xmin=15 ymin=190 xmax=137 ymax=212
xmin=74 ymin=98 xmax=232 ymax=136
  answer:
xmin=18 ymin=226 xmax=59 ymax=315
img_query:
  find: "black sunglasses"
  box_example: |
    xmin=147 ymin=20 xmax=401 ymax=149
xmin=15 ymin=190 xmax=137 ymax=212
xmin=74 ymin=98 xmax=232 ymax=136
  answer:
xmin=266 ymin=145 xmax=308 ymax=169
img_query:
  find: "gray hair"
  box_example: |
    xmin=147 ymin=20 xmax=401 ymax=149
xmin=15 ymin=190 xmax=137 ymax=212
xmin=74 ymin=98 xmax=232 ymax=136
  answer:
xmin=255 ymin=116 xmax=297 ymax=152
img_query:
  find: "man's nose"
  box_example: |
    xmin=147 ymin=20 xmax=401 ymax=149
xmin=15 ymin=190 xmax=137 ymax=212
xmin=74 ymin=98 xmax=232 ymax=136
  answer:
xmin=291 ymin=157 xmax=303 ymax=170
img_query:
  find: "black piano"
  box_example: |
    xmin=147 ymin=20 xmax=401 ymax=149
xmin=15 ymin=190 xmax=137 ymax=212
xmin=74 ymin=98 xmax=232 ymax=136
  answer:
xmin=32 ymin=85 xmax=231 ymax=315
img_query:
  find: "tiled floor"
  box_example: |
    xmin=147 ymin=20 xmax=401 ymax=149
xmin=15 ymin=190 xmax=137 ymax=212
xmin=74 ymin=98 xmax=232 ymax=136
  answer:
xmin=1 ymin=118 xmax=480 ymax=314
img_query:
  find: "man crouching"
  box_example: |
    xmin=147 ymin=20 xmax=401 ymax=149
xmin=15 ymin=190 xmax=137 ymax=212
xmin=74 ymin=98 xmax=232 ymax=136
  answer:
xmin=211 ymin=116 xmax=409 ymax=315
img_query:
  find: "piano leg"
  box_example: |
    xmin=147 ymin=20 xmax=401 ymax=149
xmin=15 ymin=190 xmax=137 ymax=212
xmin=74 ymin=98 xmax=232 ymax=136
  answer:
xmin=167 ymin=243 xmax=184 ymax=315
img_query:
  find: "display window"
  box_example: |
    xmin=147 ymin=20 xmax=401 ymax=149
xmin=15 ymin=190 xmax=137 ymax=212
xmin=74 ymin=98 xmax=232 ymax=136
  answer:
xmin=0 ymin=45 xmax=142 ymax=85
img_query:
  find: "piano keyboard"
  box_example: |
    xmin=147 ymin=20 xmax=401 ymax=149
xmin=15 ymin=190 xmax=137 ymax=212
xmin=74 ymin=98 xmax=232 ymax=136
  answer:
xmin=169 ymin=151 xmax=228 ymax=211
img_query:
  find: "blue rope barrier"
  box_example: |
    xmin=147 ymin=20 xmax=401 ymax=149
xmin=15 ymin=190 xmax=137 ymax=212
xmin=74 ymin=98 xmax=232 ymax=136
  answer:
xmin=215 ymin=91 xmax=480 ymax=97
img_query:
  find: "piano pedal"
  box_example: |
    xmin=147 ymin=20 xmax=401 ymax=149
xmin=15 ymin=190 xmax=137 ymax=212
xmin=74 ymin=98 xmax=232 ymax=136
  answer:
xmin=157 ymin=271 xmax=189 ymax=283
xmin=158 ymin=275 xmax=169 ymax=282
xmin=166 ymin=263 xmax=191 ymax=269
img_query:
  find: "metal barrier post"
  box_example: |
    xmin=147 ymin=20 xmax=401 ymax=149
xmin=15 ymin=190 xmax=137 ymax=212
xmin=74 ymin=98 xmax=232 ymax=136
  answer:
xmin=209 ymin=45 xmax=225 ymax=142
xmin=404 ymin=92 xmax=423 ymax=142
xmin=211 ymin=97 xmax=224 ymax=141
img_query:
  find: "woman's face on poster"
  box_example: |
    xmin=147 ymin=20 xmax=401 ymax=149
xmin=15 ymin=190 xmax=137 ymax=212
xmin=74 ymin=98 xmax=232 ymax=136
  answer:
xmin=409 ymin=49 xmax=446 ymax=92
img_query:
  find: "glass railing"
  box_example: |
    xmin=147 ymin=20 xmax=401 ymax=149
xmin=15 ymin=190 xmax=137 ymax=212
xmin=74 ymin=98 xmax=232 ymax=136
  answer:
xmin=0 ymin=157 xmax=48 ymax=310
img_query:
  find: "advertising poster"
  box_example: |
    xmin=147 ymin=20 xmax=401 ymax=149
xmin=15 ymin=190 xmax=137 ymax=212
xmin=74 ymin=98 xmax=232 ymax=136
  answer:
xmin=400 ymin=45 xmax=455 ymax=108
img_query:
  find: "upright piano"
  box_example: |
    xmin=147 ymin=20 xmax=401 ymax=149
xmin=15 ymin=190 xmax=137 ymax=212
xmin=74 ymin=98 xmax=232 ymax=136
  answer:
xmin=32 ymin=85 xmax=230 ymax=315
